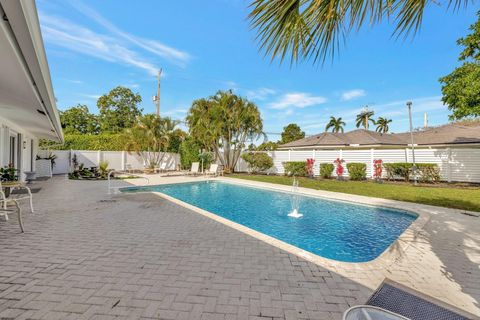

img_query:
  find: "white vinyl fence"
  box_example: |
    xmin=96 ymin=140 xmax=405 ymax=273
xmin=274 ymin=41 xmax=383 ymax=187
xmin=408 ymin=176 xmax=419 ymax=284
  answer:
xmin=37 ymin=150 xmax=180 ymax=175
xmin=235 ymin=147 xmax=480 ymax=183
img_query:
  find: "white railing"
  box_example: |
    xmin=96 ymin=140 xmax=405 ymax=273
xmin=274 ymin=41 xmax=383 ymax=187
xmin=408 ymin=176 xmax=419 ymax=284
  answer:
xmin=107 ymin=170 xmax=150 ymax=194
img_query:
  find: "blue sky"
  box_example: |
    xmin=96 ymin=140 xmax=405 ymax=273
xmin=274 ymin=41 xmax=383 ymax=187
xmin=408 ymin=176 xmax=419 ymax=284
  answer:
xmin=37 ymin=0 xmax=477 ymax=141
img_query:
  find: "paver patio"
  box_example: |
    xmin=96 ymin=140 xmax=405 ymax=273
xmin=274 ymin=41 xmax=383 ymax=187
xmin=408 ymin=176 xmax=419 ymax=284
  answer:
xmin=0 ymin=176 xmax=479 ymax=320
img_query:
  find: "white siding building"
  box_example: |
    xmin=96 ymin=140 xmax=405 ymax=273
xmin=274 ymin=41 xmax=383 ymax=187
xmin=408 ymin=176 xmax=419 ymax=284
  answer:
xmin=0 ymin=0 xmax=63 ymax=180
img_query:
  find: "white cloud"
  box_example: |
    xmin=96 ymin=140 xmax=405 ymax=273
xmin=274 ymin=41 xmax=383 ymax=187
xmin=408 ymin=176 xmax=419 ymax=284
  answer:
xmin=269 ymin=92 xmax=327 ymax=109
xmin=246 ymin=88 xmax=276 ymax=100
xmin=68 ymin=0 xmax=191 ymax=67
xmin=80 ymin=94 xmax=101 ymax=100
xmin=40 ymin=14 xmax=160 ymax=76
xmin=341 ymin=89 xmax=366 ymax=101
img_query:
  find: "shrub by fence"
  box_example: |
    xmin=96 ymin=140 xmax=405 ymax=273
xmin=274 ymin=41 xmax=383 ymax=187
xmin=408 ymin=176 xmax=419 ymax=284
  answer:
xmin=346 ymin=163 xmax=367 ymax=180
xmin=319 ymin=163 xmax=334 ymax=178
xmin=241 ymin=152 xmax=273 ymax=173
xmin=283 ymin=161 xmax=307 ymax=176
xmin=384 ymin=162 xmax=440 ymax=182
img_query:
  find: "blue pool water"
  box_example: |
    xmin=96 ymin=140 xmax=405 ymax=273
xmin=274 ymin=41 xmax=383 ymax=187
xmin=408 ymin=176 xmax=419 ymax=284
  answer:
xmin=123 ymin=181 xmax=417 ymax=262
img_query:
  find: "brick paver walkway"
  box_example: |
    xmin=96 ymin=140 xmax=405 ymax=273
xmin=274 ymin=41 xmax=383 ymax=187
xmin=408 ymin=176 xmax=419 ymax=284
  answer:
xmin=0 ymin=178 xmax=372 ymax=319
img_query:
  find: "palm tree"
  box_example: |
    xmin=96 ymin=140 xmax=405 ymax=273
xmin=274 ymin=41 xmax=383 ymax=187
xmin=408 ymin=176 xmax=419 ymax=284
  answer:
xmin=248 ymin=0 xmax=469 ymax=64
xmin=355 ymin=109 xmax=375 ymax=130
xmin=325 ymin=116 xmax=346 ymax=133
xmin=376 ymin=117 xmax=393 ymax=133
xmin=186 ymin=90 xmax=265 ymax=173
xmin=124 ymin=114 xmax=179 ymax=169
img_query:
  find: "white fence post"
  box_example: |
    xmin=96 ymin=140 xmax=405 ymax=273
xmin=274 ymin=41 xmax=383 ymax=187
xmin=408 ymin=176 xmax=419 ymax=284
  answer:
xmin=288 ymin=149 xmax=291 ymax=161
xmin=405 ymin=148 xmax=409 ymax=162
xmin=447 ymin=148 xmax=452 ymax=182
xmin=121 ymin=151 xmax=126 ymax=170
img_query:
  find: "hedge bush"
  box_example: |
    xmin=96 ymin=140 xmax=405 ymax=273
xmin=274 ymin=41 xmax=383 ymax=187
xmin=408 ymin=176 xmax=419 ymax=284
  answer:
xmin=346 ymin=163 xmax=367 ymax=180
xmin=383 ymin=162 xmax=440 ymax=182
xmin=283 ymin=161 xmax=307 ymax=176
xmin=40 ymin=133 xmax=128 ymax=151
xmin=319 ymin=163 xmax=334 ymax=179
xmin=417 ymin=163 xmax=441 ymax=183
xmin=242 ymin=152 xmax=274 ymax=173
xmin=179 ymin=138 xmax=201 ymax=169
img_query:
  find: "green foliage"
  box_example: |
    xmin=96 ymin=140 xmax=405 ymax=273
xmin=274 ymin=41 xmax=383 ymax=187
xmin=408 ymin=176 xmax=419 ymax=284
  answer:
xmin=375 ymin=117 xmax=392 ymax=133
xmin=384 ymin=163 xmax=413 ymax=182
xmin=440 ymin=12 xmax=480 ymax=120
xmin=384 ymin=162 xmax=440 ymax=183
xmin=187 ymin=90 xmax=264 ymax=173
xmin=99 ymin=160 xmax=109 ymax=179
xmin=355 ymin=108 xmax=375 ymax=130
xmin=97 ymin=86 xmax=143 ymax=132
xmin=199 ymin=152 xmax=214 ymax=170
xmin=283 ymin=161 xmax=307 ymax=177
xmin=124 ymin=115 xmax=179 ymax=169
xmin=280 ymin=123 xmax=305 ymax=144
xmin=417 ymin=163 xmax=441 ymax=183
xmin=319 ymin=163 xmax=334 ymax=179
xmin=241 ymin=152 xmax=274 ymax=173
xmin=0 ymin=165 xmax=18 ymax=181
xmin=248 ymin=0 xmax=471 ymax=65
xmin=60 ymin=104 xmax=100 ymax=134
xmin=42 ymin=133 xmax=128 ymax=151
xmin=346 ymin=163 xmax=367 ymax=181
xmin=256 ymin=141 xmax=278 ymax=151
xmin=179 ymin=138 xmax=201 ymax=169
xmin=325 ymin=117 xmax=345 ymax=133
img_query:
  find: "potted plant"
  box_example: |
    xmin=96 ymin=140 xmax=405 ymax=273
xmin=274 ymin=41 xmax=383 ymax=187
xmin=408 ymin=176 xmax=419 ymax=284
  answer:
xmin=0 ymin=164 xmax=19 ymax=197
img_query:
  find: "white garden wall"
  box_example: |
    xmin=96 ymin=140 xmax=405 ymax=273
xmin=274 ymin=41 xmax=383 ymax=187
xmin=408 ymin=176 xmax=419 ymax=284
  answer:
xmin=235 ymin=147 xmax=480 ymax=183
xmin=37 ymin=150 xmax=180 ymax=174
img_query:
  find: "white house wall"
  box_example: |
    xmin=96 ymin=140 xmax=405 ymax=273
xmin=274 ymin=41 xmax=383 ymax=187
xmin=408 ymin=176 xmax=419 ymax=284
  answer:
xmin=236 ymin=147 xmax=480 ymax=183
xmin=0 ymin=115 xmax=39 ymax=180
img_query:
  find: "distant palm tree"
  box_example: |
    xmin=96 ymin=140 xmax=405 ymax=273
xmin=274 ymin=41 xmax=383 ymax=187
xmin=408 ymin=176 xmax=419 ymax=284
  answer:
xmin=356 ymin=109 xmax=375 ymax=130
xmin=376 ymin=117 xmax=393 ymax=133
xmin=325 ymin=116 xmax=346 ymax=133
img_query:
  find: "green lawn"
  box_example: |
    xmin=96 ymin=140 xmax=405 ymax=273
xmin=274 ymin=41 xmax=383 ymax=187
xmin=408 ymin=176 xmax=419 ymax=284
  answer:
xmin=230 ymin=174 xmax=480 ymax=212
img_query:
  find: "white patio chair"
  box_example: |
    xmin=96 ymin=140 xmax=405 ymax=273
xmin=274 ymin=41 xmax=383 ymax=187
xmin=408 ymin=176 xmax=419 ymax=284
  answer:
xmin=0 ymin=181 xmax=34 ymax=213
xmin=0 ymin=199 xmax=24 ymax=232
xmin=186 ymin=162 xmax=200 ymax=176
xmin=205 ymin=164 xmax=219 ymax=177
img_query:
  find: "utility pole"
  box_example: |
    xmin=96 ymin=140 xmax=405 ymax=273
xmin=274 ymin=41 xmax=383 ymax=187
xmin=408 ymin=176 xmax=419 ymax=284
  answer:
xmin=153 ymin=69 xmax=162 ymax=117
xmin=407 ymin=101 xmax=417 ymax=185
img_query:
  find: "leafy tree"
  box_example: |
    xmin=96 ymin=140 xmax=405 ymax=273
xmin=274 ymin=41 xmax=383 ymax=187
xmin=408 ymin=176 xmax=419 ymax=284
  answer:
xmin=124 ymin=114 xmax=179 ymax=169
xmin=179 ymin=137 xmax=201 ymax=169
xmin=248 ymin=0 xmax=470 ymax=64
xmin=280 ymin=123 xmax=305 ymax=144
xmin=257 ymin=141 xmax=278 ymax=151
xmin=325 ymin=116 xmax=345 ymax=133
xmin=97 ymin=86 xmax=143 ymax=132
xmin=440 ymin=12 xmax=480 ymax=120
xmin=167 ymin=128 xmax=187 ymax=153
xmin=187 ymin=90 xmax=264 ymax=173
xmin=355 ymin=108 xmax=375 ymax=130
xmin=60 ymin=104 xmax=100 ymax=134
xmin=375 ymin=117 xmax=392 ymax=133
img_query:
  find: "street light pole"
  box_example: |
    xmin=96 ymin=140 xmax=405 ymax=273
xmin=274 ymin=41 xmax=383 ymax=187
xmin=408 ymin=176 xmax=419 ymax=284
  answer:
xmin=152 ymin=69 xmax=162 ymax=117
xmin=407 ymin=101 xmax=417 ymax=185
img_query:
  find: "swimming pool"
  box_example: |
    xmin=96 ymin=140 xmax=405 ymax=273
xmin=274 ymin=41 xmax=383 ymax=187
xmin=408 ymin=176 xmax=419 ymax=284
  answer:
xmin=123 ymin=181 xmax=417 ymax=263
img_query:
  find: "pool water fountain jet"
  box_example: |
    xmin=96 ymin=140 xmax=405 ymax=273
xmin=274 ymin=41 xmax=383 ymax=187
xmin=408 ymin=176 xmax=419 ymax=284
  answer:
xmin=288 ymin=176 xmax=303 ymax=218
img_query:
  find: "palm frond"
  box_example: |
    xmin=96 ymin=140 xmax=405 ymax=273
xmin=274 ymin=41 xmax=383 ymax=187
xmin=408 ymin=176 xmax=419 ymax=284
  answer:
xmin=248 ymin=0 xmax=471 ymax=64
